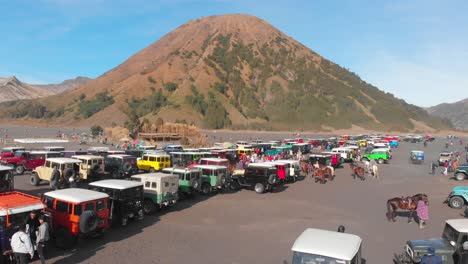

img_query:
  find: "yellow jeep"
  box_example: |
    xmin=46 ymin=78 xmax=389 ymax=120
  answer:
xmin=137 ymin=154 xmax=171 ymax=172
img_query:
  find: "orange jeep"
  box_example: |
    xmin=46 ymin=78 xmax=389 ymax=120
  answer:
xmin=0 ymin=192 xmax=45 ymax=262
xmin=41 ymin=188 xmax=110 ymax=248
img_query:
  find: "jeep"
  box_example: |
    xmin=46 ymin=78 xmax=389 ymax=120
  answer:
xmin=0 ymin=151 xmax=61 ymax=175
xmin=439 ymin=152 xmax=454 ymax=166
xmin=61 ymin=150 xmax=87 ymax=158
xmin=104 ymin=154 xmax=138 ymax=178
xmin=0 ymin=147 xmax=26 ymax=161
xmin=292 ymin=227 xmax=364 ymax=264
xmin=362 ymin=149 xmax=389 ymax=164
xmin=232 ymin=163 xmax=279 ymax=194
xmin=89 ymin=180 xmax=144 ymax=226
xmin=193 ymin=165 xmax=230 ymax=195
xmin=30 ymin=158 xmax=82 ymax=187
xmin=0 ymin=192 xmax=45 ymax=262
xmin=162 ymin=167 xmax=202 ymax=198
xmin=454 ymin=164 xmax=468 ymax=181
xmin=130 ymin=173 xmax=178 ymax=214
xmin=72 ymin=155 xmax=105 ymax=181
xmin=137 ymin=153 xmax=171 ymax=172
xmin=0 ymin=165 xmax=14 ymax=193
xmin=42 ymin=188 xmax=110 ymax=248
xmin=446 ymin=186 xmax=468 ymax=209
xmin=394 ymin=219 xmax=468 ymax=264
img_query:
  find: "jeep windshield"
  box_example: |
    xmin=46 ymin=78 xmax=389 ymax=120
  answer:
xmin=293 ymin=251 xmax=349 ymax=264
xmin=442 ymin=223 xmax=459 ymax=244
xmin=122 ymin=186 xmax=143 ymax=199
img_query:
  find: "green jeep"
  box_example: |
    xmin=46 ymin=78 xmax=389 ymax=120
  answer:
xmin=162 ymin=167 xmax=201 ymax=199
xmin=362 ymin=149 xmax=389 ymax=164
xmin=194 ymin=165 xmax=229 ymax=195
xmin=454 ymin=165 xmax=468 ymax=181
xmin=394 ymin=219 xmax=468 ymax=263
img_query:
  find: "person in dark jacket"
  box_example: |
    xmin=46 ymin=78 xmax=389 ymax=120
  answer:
xmin=25 ymin=211 xmax=40 ymax=245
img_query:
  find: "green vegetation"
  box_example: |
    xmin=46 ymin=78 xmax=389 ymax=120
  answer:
xmin=185 ymin=85 xmax=208 ymax=115
xmin=90 ymin=125 xmax=103 ymax=137
xmin=77 ymin=91 xmax=115 ymax=118
xmin=164 ymin=82 xmax=178 ymax=92
xmin=127 ymin=90 xmax=168 ymax=117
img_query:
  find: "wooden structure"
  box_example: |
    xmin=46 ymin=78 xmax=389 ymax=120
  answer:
xmin=138 ymin=133 xmax=182 ymax=142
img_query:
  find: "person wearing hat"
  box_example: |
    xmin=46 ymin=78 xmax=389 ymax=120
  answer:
xmin=421 ymin=247 xmax=442 ymax=264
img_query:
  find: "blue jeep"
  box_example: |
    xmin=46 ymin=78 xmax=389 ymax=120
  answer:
xmin=447 ymin=186 xmax=468 ymax=209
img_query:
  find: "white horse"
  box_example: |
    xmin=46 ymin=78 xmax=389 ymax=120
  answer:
xmin=363 ymin=160 xmax=370 ymax=172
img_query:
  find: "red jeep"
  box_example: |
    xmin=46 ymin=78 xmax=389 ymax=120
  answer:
xmin=0 ymin=147 xmax=26 ymax=161
xmin=0 ymin=151 xmax=61 ymax=175
xmin=41 ymin=188 xmax=110 ymax=248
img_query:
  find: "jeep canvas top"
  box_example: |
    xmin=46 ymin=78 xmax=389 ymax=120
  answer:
xmin=44 ymin=188 xmax=109 ymax=203
xmin=45 ymin=157 xmax=82 ymax=164
xmin=72 ymin=154 xmax=104 ymax=161
xmin=1 ymin=147 xmax=25 ymax=153
xmin=44 ymin=146 xmax=65 ymax=152
xmin=0 ymin=191 xmax=44 ymax=217
xmin=292 ymin=228 xmax=362 ymax=262
xmin=89 ymin=179 xmax=143 ymax=190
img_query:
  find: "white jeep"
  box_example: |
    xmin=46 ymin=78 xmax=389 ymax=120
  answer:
xmin=292 ymin=227 xmax=364 ymax=264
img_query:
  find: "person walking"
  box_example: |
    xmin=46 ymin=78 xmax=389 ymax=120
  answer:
xmin=36 ymin=215 xmax=50 ymax=264
xmin=25 ymin=211 xmax=40 ymax=246
xmin=417 ymin=199 xmax=429 ymax=228
xmin=430 ymin=161 xmax=438 ymax=175
xmin=10 ymin=224 xmax=34 ymax=264
xmin=50 ymin=166 xmax=59 ymax=190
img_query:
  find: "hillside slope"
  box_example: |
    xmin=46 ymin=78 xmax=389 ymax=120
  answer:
xmin=0 ymin=76 xmax=52 ymax=102
xmin=32 ymin=76 xmax=91 ymax=94
xmin=0 ymin=14 xmax=452 ymax=131
xmin=427 ymin=98 xmax=468 ymax=130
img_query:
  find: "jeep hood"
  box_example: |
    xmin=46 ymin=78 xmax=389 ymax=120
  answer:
xmin=458 ymin=165 xmax=468 ymax=171
xmin=452 ymin=186 xmax=468 ymax=192
xmin=408 ymin=238 xmax=454 ymax=254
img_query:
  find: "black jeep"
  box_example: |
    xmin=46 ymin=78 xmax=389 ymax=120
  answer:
xmin=232 ymin=164 xmax=279 ymax=194
xmin=88 ymin=180 xmax=144 ymax=226
xmin=104 ymin=155 xmax=139 ymax=179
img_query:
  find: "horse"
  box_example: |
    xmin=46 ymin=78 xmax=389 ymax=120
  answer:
xmin=386 ymin=194 xmax=428 ymax=223
xmin=349 ymin=163 xmax=365 ymax=181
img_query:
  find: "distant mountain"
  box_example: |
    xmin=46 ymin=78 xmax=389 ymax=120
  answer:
xmin=32 ymin=76 xmax=91 ymax=94
xmin=0 ymin=76 xmax=90 ymax=103
xmin=0 ymin=14 xmax=452 ymax=131
xmin=427 ymin=98 xmax=468 ymax=130
xmin=0 ymin=76 xmax=52 ymax=102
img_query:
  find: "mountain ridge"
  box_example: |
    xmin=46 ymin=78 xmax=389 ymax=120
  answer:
xmin=0 ymin=14 xmax=452 ymax=131
xmin=427 ymin=98 xmax=468 ymax=130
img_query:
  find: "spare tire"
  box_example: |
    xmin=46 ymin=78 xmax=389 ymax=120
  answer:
xmin=63 ymin=168 xmax=75 ymax=179
xmin=79 ymin=210 xmax=98 ymax=234
xmin=268 ymin=174 xmax=277 ymax=185
xmin=190 ymin=178 xmax=199 ymax=189
xmin=91 ymin=164 xmax=100 ymax=172
xmin=122 ymin=162 xmax=132 ymax=173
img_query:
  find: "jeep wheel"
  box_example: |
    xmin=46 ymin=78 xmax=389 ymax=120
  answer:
xmin=30 ymin=173 xmax=40 ymax=186
xmin=15 ymin=165 xmax=25 ymax=175
xmin=267 ymin=174 xmax=278 ymax=185
xmin=55 ymin=227 xmax=76 ymax=249
xmin=230 ymin=180 xmax=241 ymax=191
xmin=149 ymin=168 xmax=155 ymax=173
xmin=143 ymin=199 xmax=156 ymax=215
xmin=455 ymin=173 xmax=466 ymax=181
xmin=378 ymin=159 xmax=384 ymax=164
xmin=450 ymin=196 xmax=464 ymax=209
xmin=254 ymin=183 xmax=265 ymax=194
xmin=201 ymin=183 xmax=211 ymax=195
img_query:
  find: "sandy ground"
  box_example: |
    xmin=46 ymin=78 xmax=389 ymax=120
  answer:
xmin=4 ymin=125 xmax=468 ymax=264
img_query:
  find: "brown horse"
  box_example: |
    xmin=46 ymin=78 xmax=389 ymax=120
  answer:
xmin=386 ymin=194 xmax=428 ymax=222
xmin=313 ymin=166 xmax=334 ymax=184
xmin=349 ymin=163 xmax=365 ymax=181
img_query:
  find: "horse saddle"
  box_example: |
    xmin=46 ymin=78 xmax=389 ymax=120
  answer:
xmin=401 ymin=197 xmax=412 ymax=206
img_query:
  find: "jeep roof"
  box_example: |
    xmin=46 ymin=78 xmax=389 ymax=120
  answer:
xmin=131 ymin=172 xmax=178 ymax=181
xmin=44 ymin=188 xmax=109 ymax=203
xmin=292 ymin=228 xmax=362 ymax=261
xmin=276 ymin=159 xmax=300 ymax=165
xmin=89 ymin=179 xmax=143 ymax=190
xmin=46 ymin=158 xmax=82 ymax=164
xmin=107 ymin=154 xmax=134 ymax=159
xmin=200 ymin=158 xmax=228 ymax=162
xmin=309 ymin=154 xmax=332 ymax=158
xmin=2 ymin=147 xmax=25 ymax=152
xmin=30 ymin=151 xmax=61 ymax=155
xmin=193 ymin=164 xmax=228 ymax=170
xmin=71 ymin=155 xmax=104 ymax=160
xmin=440 ymin=152 xmax=453 ymax=156
xmin=247 ymin=163 xmax=275 ymax=169
xmin=142 ymin=153 xmax=170 ymax=157
xmin=0 ymin=191 xmax=45 ymax=217
xmin=446 ymin=219 xmax=468 ymax=233
xmin=0 ymin=165 xmax=12 ymax=172
xmin=88 ymin=147 xmax=110 ymax=152
xmin=162 ymin=167 xmax=201 ymax=174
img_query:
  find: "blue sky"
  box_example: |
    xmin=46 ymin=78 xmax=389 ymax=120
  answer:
xmin=1 ymin=0 xmax=467 ymax=107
